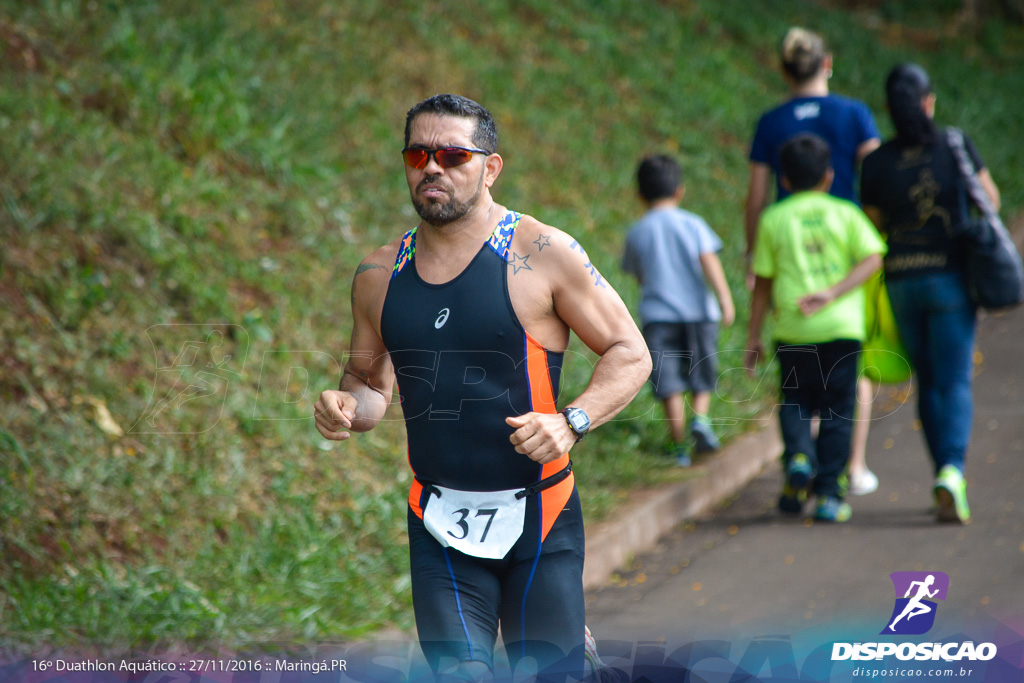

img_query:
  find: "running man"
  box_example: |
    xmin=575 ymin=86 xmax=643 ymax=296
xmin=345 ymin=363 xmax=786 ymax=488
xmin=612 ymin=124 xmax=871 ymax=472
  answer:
xmin=889 ymin=574 xmax=939 ymax=631
xmin=314 ymin=94 xmax=651 ymax=681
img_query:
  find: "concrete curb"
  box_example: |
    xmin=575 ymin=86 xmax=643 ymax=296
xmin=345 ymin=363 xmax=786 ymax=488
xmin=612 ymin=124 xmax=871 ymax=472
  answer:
xmin=582 ymin=421 xmax=782 ymax=590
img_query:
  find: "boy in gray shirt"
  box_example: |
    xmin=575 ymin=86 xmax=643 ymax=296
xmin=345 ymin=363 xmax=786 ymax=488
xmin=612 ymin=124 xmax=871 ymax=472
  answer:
xmin=622 ymin=155 xmax=735 ymax=465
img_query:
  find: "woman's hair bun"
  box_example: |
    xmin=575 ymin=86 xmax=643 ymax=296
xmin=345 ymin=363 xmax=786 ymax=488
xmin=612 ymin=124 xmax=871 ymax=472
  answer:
xmin=781 ymin=27 xmax=826 ymax=83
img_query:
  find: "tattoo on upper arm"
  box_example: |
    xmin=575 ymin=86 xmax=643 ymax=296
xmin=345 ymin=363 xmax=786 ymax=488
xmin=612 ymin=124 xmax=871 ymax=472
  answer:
xmin=533 ymin=234 xmax=551 ymax=251
xmin=351 ymin=264 xmax=385 ymax=308
xmin=509 ymin=252 xmax=533 ymax=275
xmin=568 ymin=240 xmax=607 ymax=288
xmin=356 ymin=263 xmax=387 ymax=276
xmin=585 ymin=261 xmax=607 ymax=288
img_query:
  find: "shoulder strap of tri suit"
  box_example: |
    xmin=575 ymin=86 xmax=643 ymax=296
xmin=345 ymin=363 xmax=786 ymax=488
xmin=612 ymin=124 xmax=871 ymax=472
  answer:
xmin=391 ymin=227 xmax=418 ymax=279
xmin=485 ymin=211 xmax=522 ymax=262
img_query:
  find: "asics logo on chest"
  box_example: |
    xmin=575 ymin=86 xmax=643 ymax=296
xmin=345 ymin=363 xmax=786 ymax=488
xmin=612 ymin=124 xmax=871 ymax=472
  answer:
xmin=434 ymin=308 xmax=451 ymax=329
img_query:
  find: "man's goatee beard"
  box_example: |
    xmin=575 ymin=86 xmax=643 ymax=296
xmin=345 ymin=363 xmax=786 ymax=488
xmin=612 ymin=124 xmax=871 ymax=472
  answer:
xmin=413 ymin=197 xmax=475 ymax=226
xmin=412 ymin=173 xmax=484 ymax=227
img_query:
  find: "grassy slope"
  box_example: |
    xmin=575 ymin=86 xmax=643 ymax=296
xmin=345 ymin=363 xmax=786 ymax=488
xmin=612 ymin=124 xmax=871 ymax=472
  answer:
xmin=1 ymin=0 xmax=1022 ymax=652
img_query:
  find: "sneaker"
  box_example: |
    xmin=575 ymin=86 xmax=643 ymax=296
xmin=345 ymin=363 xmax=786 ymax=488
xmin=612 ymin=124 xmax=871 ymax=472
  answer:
xmin=849 ymin=468 xmax=879 ymax=496
xmin=837 ymin=470 xmax=850 ymax=498
xmin=778 ymin=482 xmax=807 ymax=514
xmin=787 ymin=453 xmax=813 ymax=489
xmin=691 ymin=417 xmax=721 ymax=454
xmin=934 ymin=465 xmax=970 ymax=524
xmin=778 ymin=453 xmax=813 ymax=514
xmin=583 ymin=625 xmax=604 ymax=682
xmin=673 ymin=445 xmax=692 ymax=468
xmin=814 ymin=496 xmax=852 ymax=522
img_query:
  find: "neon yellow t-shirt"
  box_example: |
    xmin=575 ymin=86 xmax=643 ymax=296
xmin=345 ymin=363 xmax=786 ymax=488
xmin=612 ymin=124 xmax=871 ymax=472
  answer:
xmin=753 ymin=191 xmax=886 ymax=344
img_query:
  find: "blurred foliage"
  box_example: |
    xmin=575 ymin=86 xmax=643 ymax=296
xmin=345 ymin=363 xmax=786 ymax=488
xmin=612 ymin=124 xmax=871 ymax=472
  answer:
xmin=1 ymin=0 xmax=1022 ymax=653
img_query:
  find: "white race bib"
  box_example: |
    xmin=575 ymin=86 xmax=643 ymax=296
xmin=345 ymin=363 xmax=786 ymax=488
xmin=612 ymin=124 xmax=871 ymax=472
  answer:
xmin=421 ymin=485 xmax=527 ymax=560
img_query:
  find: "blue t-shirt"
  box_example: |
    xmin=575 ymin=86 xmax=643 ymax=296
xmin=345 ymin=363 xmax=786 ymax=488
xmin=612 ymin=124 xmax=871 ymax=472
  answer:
xmin=622 ymin=206 xmax=723 ymax=324
xmin=749 ymin=94 xmax=880 ymax=203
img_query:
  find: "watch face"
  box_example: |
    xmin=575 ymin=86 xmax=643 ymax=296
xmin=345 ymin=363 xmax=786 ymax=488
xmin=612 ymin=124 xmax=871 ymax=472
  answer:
xmin=567 ymin=409 xmax=589 ymax=432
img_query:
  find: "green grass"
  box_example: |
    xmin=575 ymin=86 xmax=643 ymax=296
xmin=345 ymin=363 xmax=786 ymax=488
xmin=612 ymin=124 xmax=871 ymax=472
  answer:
xmin=2 ymin=0 xmax=1023 ymax=653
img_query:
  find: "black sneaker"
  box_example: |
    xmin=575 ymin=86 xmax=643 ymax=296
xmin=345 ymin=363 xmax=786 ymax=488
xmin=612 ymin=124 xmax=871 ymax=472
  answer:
xmin=778 ymin=453 xmax=812 ymax=514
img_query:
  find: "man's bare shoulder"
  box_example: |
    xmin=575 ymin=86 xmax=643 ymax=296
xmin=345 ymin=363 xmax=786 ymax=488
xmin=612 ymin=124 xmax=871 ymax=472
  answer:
xmin=353 ymin=237 xmax=404 ymax=283
xmin=511 ymin=215 xmax=605 ymax=285
xmin=349 ymin=238 xmax=405 ymax=320
xmin=512 ymin=215 xmax=583 ymax=262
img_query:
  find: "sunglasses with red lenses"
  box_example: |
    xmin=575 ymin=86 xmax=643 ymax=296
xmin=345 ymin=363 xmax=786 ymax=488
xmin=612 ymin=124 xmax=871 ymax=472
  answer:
xmin=402 ymin=145 xmax=491 ymax=170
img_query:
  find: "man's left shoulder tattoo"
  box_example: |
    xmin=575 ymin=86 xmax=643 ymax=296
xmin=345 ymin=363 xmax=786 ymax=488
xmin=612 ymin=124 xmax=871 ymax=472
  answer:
xmin=568 ymin=239 xmax=608 ymax=289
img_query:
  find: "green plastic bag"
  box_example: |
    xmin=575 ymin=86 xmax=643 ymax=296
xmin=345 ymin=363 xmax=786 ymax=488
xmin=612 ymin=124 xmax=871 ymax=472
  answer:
xmin=861 ymin=272 xmax=912 ymax=384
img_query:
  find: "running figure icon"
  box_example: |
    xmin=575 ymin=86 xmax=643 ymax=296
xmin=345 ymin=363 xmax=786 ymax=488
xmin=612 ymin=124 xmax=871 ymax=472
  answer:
xmin=889 ymin=574 xmax=939 ymax=631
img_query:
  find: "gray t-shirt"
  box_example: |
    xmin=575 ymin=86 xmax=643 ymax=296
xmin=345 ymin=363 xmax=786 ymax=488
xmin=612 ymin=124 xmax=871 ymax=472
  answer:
xmin=622 ymin=206 xmax=723 ymax=324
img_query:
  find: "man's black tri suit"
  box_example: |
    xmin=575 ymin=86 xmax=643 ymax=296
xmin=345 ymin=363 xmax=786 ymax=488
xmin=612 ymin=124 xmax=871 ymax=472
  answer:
xmin=379 ymin=210 xmax=586 ymax=676
xmin=380 ymin=210 xmax=577 ymax=532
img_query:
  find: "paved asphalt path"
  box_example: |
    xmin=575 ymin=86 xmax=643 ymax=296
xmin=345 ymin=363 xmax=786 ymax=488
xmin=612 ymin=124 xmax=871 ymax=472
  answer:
xmin=584 ymin=301 xmax=1024 ymax=657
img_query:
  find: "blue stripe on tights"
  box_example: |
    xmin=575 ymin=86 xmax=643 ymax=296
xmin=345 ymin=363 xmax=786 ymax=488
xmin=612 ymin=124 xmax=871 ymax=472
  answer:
xmin=519 ymin=504 xmax=544 ymax=659
xmin=443 ymin=547 xmax=475 ymax=661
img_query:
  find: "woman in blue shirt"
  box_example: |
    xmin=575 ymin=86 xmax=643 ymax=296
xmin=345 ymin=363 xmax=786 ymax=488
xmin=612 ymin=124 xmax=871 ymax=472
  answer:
xmin=745 ymin=26 xmax=881 ymax=255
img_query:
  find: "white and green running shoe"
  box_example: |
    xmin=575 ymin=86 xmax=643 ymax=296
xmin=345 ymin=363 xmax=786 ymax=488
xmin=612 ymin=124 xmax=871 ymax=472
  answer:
xmin=814 ymin=495 xmax=852 ymax=523
xmin=584 ymin=625 xmax=629 ymax=682
xmin=934 ymin=465 xmax=971 ymax=524
xmin=584 ymin=625 xmax=602 ymax=680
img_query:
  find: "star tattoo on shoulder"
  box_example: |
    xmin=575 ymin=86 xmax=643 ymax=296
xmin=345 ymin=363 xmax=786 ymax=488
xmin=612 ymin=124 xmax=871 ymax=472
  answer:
xmin=509 ymin=252 xmax=533 ymax=275
xmin=533 ymin=234 xmax=551 ymax=251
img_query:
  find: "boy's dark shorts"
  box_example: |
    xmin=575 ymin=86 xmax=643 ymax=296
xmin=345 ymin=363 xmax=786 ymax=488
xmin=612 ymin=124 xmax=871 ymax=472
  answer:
xmin=643 ymin=321 xmax=720 ymax=399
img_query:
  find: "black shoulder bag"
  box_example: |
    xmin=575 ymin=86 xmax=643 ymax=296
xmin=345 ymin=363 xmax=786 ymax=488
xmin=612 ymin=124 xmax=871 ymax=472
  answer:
xmin=947 ymin=127 xmax=1024 ymax=310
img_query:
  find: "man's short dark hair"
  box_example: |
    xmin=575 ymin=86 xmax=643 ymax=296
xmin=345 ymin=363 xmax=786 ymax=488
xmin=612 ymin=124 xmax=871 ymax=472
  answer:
xmin=779 ymin=133 xmax=831 ymax=192
xmin=404 ymin=94 xmax=498 ymax=154
xmin=637 ymin=155 xmax=682 ymax=202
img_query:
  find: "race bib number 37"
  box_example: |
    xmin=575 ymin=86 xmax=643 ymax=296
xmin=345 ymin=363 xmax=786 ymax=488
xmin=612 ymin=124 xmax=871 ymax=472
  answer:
xmin=422 ymin=486 xmax=526 ymax=560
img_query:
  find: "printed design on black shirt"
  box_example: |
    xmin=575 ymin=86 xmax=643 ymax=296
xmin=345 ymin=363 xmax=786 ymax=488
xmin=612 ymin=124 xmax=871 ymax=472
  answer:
xmin=909 ymin=169 xmax=951 ymax=234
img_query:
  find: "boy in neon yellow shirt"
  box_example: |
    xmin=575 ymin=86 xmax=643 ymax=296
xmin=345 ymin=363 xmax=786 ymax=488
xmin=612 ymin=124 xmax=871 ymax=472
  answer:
xmin=746 ymin=133 xmax=885 ymax=522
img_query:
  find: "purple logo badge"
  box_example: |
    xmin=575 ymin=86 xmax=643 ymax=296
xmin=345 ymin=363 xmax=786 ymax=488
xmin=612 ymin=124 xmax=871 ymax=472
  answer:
xmin=881 ymin=571 xmax=950 ymax=635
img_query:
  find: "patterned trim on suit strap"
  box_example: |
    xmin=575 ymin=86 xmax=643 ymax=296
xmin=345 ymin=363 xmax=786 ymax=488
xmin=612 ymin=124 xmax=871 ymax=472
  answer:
xmin=391 ymin=228 xmax=418 ymax=278
xmin=486 ymin=211 xmax=522 ymax=261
